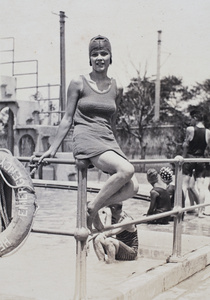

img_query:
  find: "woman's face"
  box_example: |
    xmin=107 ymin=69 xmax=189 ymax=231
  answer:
xmin=90 ymin=49 xmax=111 ymax=72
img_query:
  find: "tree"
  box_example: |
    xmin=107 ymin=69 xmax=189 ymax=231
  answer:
xmin=116 ymin=74 xmax=188 ymax=161
xmin=183 ymin=79 xmax=210 ymax=127
xmin=117 ymin=73 xmax=155 ymax=161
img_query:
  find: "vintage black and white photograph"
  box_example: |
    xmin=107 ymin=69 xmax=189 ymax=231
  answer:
xmin=1 ymin=0 xmax=210 ymax=299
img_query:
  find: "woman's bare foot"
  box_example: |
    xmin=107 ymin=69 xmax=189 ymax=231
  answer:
xmin=87 ymin=209 xmax=104 ymax=232
xmin=87 ymin=208 xmax=94 ymax=232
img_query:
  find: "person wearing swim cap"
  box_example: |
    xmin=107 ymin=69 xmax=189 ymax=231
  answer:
xmin=146 ymin=168 xmax=171 ymax=224
xmin=159 ymin=166 xmax=185 ymax=220
xmin=89 ymin=35 xmax=112 ymax=65
xmin=39 ymin=35 xmax=139 ymax=232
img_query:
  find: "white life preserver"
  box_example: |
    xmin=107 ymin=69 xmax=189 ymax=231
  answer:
xmin=0 ymin=149 xmax=37 ymax=257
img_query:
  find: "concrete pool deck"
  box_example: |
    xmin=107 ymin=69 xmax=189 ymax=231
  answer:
xmin=1 ymin=179 xmax=210 ymax=300
xmin=0 ymin=226 xmax=210 ymax=300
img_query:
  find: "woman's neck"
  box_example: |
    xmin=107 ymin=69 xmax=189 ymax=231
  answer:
xmin=112 ymin=211 xmax=122 ymax=222
xmin=88 ymin=72 xmax=111 ymax=92
xmin=89 ymin=71 xmax=108 ymax=82
xmin=153 ymin=180 xmax=167 ymax=189
xmin=196 ymin=122 xmax=205 ymax=128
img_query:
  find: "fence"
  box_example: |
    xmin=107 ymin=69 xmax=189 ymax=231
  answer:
xmin=17 ymin=155 xmax=210 ymax=300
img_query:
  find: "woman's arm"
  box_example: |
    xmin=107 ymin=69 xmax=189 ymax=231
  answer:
xmin=111 ymin=87 xmax=123 ymax=135
xmin=105 ymin=214 xmax=135 ymax=237
xmin=39 ymin=76 xmax=82 ymax=161
xmin=182 ymin=126 xmax=194 ymax=157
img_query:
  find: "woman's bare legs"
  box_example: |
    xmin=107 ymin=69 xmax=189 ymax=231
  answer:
xmin=182 ymin=174 xmax=200 ymax=210
xmin=93 ymin=235 xmax=120 ymax=263
xmin=182 ymin=173 xmax=206 ymax=216
xmin=93 ymin=234 xmax=107 ymax=262
xmin=87 ymin=151 xmax=139 ymax=231
xmin=89 ymin=175 xmax=138 ymax=231
xmin=196 ymin=177 xmax=206 ymax=216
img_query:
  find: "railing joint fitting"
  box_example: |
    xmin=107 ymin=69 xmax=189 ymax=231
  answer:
xmin=74 ymin=227 xmax=89 ymax=242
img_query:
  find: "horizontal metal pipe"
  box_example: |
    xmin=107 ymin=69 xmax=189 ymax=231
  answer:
xmin=131 ymin=158 xmax=210 ymax=164
xmin=37 ymin=84 xmax=60 ymax=88
xmin=31 ymin=203 xmax=210 ymax=237
xmin=33 ymin=179 xmax=150 ymax=201
xmin=13 ymin=72 xmax=37 ymax=76
xmin=39 ymin=110 xmax=64 ymax=114
xmin=18 ymin=157 xmax=76 ymax=165
xmin=31 ymin=228 xmax=74 ymax=236
xmin=93 ymin=203 xmax=210 ymax=234
xmin=18 ymin=155 xmax=210 ymax=166
xmin=13 ymin=59 xmax=38 ymax=63
xmin=18 ymin=156 xmax=210 ymax=166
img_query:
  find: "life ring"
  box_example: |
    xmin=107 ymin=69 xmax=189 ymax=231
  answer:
xmin=0 ymin=149 xmax=37 ymax=257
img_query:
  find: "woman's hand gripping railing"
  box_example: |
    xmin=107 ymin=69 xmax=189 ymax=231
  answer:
xmin=29 ymin=155 xmax=50 ymax=178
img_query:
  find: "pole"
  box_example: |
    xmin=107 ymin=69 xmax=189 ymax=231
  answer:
xmin=73 ymin=159 xmax=89 ymax=300
xmin=59 ymin=11 xmax=66 ymax=119
xmin=59 ymin=11 xmax=66 ymax=151
xmin=48 ymin=83 xmax=52 ymax=125
xmin=154 ymin=30 xmax=162 ymax=122
xmin=170 ymin=155 xmax=184 ymax=261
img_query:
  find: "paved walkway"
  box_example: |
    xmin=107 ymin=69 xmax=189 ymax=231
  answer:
xmin=0 ymin=230 xmax=164 ymax=300
xmin=1 ymin=227 xmax=209 ymax=300
xmin=1 ymin=216 xmax=210 ymax=300
xmin=0 ymin=179 xmax=210 ymax=300
xmin=153 ymin=265 xmax=210 ymax=300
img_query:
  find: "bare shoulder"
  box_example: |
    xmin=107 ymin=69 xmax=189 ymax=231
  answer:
xmin=67 ymin=75 xmax=83 ymax=92
xmin=150 ymin=189 xmax=159 ymax=197
xmin=186 ymin=126 xmax=194 ymax=133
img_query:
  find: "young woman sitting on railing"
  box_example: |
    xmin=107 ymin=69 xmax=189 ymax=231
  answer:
xmin=38 ymin=35 xmax=139 ymax=232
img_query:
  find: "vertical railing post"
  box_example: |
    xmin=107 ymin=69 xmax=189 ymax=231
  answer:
xmin=170 ymin=155 xmax=184 ymax=261
xmin=73 ymin=159 xmax=89 ymax=300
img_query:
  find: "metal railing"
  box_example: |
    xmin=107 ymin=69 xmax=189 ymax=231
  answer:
xmin=18 ymin=155 xmax=210 ymax=300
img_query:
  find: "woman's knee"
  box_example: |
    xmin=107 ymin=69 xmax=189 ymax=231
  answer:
xmin=118 ymin=162 xmax=135 ymax=181
xmin=129 ymin=174 xmax=139 ymax=195
xmin=94 ymin=234 xmax=105 ymax=244
xmin=104 ymin=238 xmax=119 ymax=250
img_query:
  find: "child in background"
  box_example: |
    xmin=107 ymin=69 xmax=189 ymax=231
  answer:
xmin=93 ymin=203 xmax=138 ymax=263
xmin=159 ymin=166 xmax=185 ymax=220
xmin=146 ymin=168 xmax=171 ymax=224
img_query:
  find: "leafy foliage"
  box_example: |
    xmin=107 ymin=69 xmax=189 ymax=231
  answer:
xmin=116 ymin=74 xmax=194 ymax=159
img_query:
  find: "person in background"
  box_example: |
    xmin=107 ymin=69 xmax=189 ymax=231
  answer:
xmin=146 ymin=168 xmax=171 ymax=224
xmin=93 ymin=203 xmax=138 ymax=264
xmin=159 ymin=166 xmax=185 ymax=220
xmin=38 ymin=35 xmax=139 ymax=232
xmin=182 ymin=109 xmax=210 ymax=217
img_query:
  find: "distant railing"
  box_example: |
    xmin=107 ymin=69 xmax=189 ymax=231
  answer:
xmin=0 ymin=37 xmax=61 ymax=123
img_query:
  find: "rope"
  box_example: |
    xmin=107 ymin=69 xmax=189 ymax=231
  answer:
xmin=0 ymin=181 xmax=9 ymax=227
xmin=0 ymin=169 xmax=35 ymax=193
xmin=0 ymin=152 xmax=40 ymax=240
xmin=0 ymin=195 xmax=8 ymax=229
xmin=0 ymin=154 xmax=46 ymax=191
